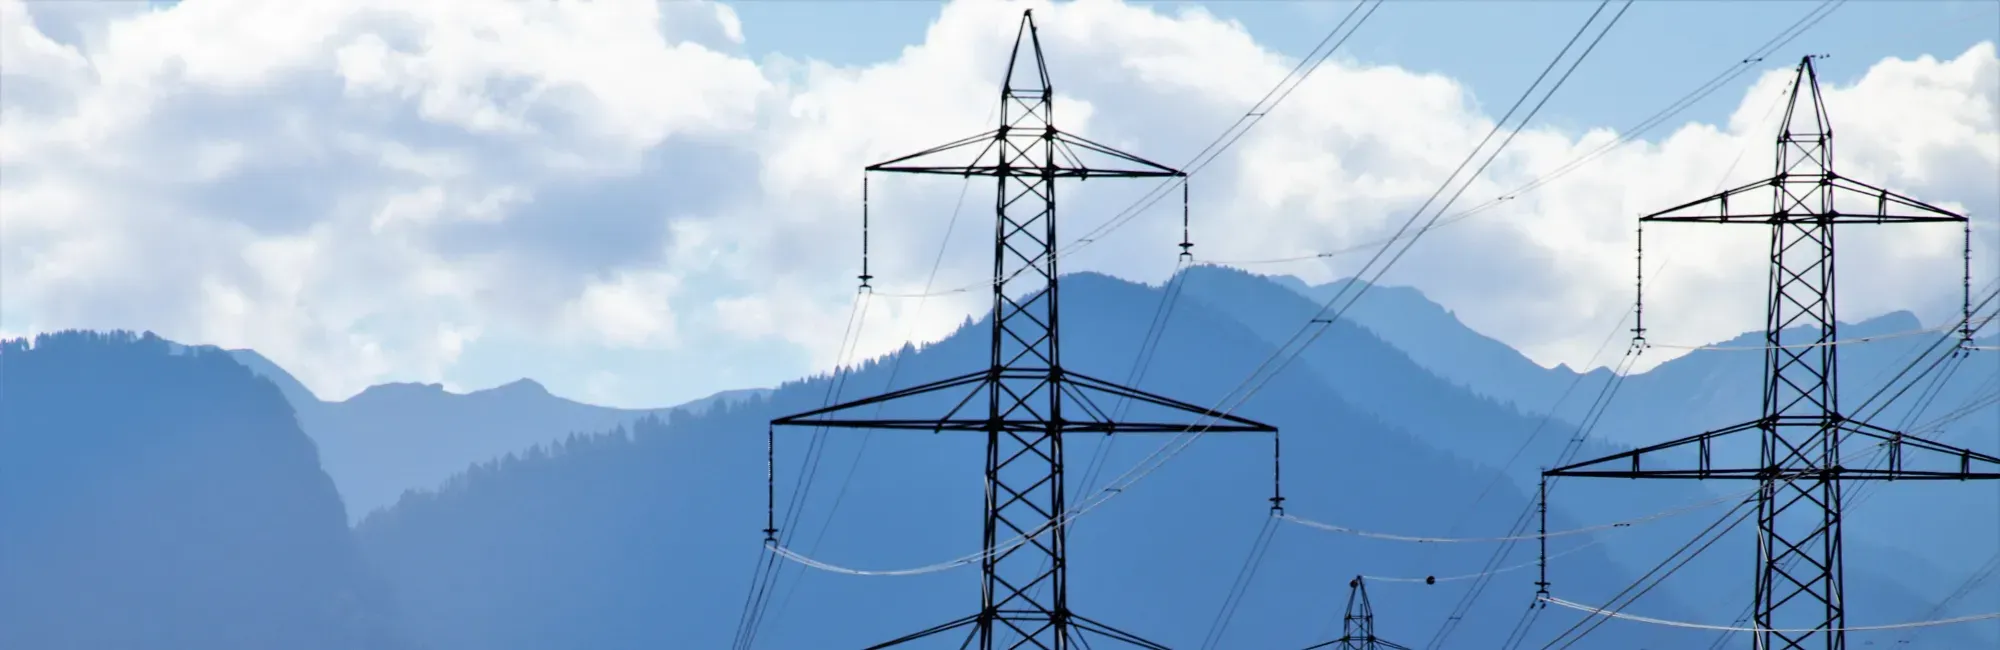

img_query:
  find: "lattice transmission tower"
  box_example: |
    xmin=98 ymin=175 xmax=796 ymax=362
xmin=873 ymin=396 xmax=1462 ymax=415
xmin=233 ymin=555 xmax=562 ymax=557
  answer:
xmin=1543 ymin=55 xmax=2000 ymax=650
xmin=766 ymin=10 xmax=1278 ymax=649
xmin=1302 ymin=576 xmax=1411 ymax=650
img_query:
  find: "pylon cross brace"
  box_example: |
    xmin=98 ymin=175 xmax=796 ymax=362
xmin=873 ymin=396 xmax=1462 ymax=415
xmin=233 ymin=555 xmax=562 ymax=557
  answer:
xmin=769 ymin=11 xmax=1277 ymax=650
xmin=1543 ymin=56 xmax=2000 ymax=650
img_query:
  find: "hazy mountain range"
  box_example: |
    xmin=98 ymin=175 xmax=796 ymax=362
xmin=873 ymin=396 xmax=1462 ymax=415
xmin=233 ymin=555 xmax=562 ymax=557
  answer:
xmin=3 ymin=267 xmax=1993 ymax=649
xmin=223 ymin=350 xmax=772 ymax=522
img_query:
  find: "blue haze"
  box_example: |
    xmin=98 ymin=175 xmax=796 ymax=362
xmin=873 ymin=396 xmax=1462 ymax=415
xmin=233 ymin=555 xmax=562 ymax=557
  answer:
xmin=2 ymin=269 xmax=1993 ymax=648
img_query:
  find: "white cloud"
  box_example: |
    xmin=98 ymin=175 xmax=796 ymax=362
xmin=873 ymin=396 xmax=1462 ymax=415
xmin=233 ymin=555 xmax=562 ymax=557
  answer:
xmin=1 ymin=0 xmax=1994 ymax=407
xmin=0 ymin=0 xmax=768 ymax=400
xmin=1198 ymin=42 xmax=1999 ymax=373
xmin=563 ymin=270 xmax=683 ymax=349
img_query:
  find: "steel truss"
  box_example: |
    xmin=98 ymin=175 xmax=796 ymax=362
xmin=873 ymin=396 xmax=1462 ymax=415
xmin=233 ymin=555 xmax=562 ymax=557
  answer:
xmin=1543 ymin=56 xmax=2000 ymax=650
xmin=1301 ymin=577 xmax=1411 ymax=650
xmin=769 ymin=10 xmax=1277 ymax=650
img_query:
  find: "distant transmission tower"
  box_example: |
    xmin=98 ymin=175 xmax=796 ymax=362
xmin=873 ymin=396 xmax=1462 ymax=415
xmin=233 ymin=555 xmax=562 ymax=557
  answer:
xmin=1303 ymin=577 xmax=1411 ymax=650
xmin=766 ymin=10 xmax=1278 ymax=649
xmin=1543 ymin=55 xmax=2000 ymax=650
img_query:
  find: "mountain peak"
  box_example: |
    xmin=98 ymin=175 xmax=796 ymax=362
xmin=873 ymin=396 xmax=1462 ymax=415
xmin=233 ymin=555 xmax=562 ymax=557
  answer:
xmin=490 ymin=378 xmax=549 ymax=396
xmin=224 ymin=348 xmax=322 ymax=406
xmin=1854 ymin=309 xmax=1922 ymax=334
xmin=350 ymin=381 xmax=448 ymax=402
xmin=1264 ymin=273 xmax=1313 ymax=295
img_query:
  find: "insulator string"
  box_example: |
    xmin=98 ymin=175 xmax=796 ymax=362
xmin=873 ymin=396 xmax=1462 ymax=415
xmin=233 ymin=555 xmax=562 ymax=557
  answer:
xmin=860 ymin=174 xmax=874 ymax=290
xmin=1963 ymin=217 xmax=1974 ymax=352
xmin=1633 ymin=220 xmax=1647 ymax=347
xmin=1179 ymin=179 xmax=1194 ymax=261
xmin=764 ymin=425 xmax=777 ymax=542
xmin=1270 ymin=427 xmax=1285 ymax=514
xmin=1536 ymin=475 xmax=1550 ymax=601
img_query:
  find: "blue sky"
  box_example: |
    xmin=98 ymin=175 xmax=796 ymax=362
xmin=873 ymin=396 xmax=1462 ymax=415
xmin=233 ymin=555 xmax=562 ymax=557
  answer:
xmin=727 ymin=0 xmax=2000 ymax=131
xmin=3 ymin=0 xmax=1996 ymax=408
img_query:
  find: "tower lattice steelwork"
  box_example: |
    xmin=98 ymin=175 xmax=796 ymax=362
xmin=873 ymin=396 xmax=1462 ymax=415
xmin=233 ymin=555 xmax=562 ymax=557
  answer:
xmin=1303 ymin=577 xmax=1411 ymax=650
xmin=1543 ymin=55 xmax=2000 ymax=650
xmin=767 ymin=10 xmax=1277 ymax=650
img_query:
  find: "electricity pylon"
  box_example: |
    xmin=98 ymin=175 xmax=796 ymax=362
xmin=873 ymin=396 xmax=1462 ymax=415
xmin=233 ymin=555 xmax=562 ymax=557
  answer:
xmin=1302 ymin=577 xmax=1411 ymax=650
xmin=767 ymin=10 xmax=1278 ymax=650
xmin=1543 ymin=55 xmax=2000 ymax=650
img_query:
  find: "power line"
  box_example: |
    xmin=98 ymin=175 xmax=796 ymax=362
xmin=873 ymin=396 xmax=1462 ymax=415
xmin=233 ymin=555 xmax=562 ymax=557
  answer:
xmin=764 ymin=0 xmax=1386 ymax=584
xmin=1061 ymin=0 xmax=1385 ymax=257
xmin=1364 ymin=540 xmax=1605 ymax=586
xmin=761 ymin=11 xmax=1282 ymax=648
xmin=1533 ymin=253 xmax=1999 ymax=650
xmin=879 ymin=0 xmax=1383 ymax=300
xmin=1196 ymin=4 xmax=1637 ymax=647
xmin=1542 ymin=597 xmax=2000 ymax=633
xmin=758 ymin=124 xmax=996 ymax=634
xmin=1544 ymin=284 xmax=2000 ymax=648
xmin=735 ymin=290 xmax=872 ymax=649
xmin=1200 ymin=518 xmax=1282 ymax=650
xmin=772 ymin=6 xmax=1385 ymax=600
xmin=1210 ymin=0 xmax=1847 ymax=269
xmin=1280 ymin=487 xmax=1747 ymax=544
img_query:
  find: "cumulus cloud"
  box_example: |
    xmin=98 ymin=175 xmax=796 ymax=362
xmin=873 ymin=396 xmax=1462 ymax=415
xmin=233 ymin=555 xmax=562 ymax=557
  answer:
xmin=1 ymin=0 xmax=769 ymax=399
xmin=2 ymin=0 xmax=1994 ymax=406
xmin=1188 ymin=40 xmax=1998 ymax=372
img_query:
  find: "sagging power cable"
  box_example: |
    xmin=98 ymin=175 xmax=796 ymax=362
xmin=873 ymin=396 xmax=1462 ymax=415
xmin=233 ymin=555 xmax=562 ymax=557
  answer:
xmin=1542 ymin=285 xmax=2000 ymax=648
xmin=762 ymin=0 xmax=1385 ymax=581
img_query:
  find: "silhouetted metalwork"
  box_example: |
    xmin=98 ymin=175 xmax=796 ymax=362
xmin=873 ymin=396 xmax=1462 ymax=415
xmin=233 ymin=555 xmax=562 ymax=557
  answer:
xmin=768 ymin=10 xmax=1277 ymax=649
xmin=1301 ymin=577 xmax=1411 ymax=650
xmin=1544 ymin=55 xmax=2000 ymax=650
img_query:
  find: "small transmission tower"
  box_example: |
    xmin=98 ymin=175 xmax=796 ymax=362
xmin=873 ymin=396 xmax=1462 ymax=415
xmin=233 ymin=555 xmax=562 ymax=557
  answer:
xmin=767 ymin=10 xmax=1278 ymax=650
xmin=1302 ymin=577 xmax=1410 ymax=650
xmin=1544 ymin=56 xmax=2000 ymax=650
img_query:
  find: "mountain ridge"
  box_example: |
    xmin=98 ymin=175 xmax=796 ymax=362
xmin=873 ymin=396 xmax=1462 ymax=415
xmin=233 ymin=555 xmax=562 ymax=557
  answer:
xmin=348 ymin=270 xmax=1993 ymax=649
xmin=0 ymin=331 xmax=415 ymax=649
xmin=12 ymin=264 xmax=1991 ymax=648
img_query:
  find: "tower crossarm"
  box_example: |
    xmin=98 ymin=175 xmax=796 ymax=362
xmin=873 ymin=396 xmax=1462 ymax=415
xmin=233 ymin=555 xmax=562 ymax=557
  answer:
xmin=1638 ymin=174 xmax=1967 ymax=225
xmin=1069 ymin=614 xmax=1175 ymax=650
xmin=769 ymin=368 xmax=1277 ymax=435
xmin=1835 ymin=418 xmax=2000 ymax=479
xmin=1544 ymin=417 xmax=2000 ymax=481
xmin=866 ymin=128 xmax=1185 ymax=179
xmin=1544 ymin=420 xmax=1762 ymax=480
xmin=1299 ymin=638 xmax=1414 ymax=650
xmin=1300 ymin=636 xmax=1415 ymax=650
xmin=1299 ymin=576 xmax=1413 ymax=650
xmin=765 ymin=11 xmax=1276 ymax=648
xmin=1542 ymin=54 xmax=1984 ymax=650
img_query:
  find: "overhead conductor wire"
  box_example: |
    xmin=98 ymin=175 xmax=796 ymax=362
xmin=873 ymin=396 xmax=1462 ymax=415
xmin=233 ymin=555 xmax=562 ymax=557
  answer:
xmin=1544 ymin=6 xmax=1984 ymax=644
xmin=1391 ymin=44 xmax=1801 ymax=649
xmin=1227 ymin=1 xmax=1849 ymax=644
xmin=1699 ymin=299 xmax=1999 ymax=649
xmin=735 ymin=280 xmax=872 ymax=649
xmin=741 ymin=95 xmax=1001 ymax=645
xmin=1539 ymin=282 xmax=2000 ymax=648
xmin=1541 ymin=62 xmax=2000 ymax=641
xmin=755 ymin=0 xmax=1814 ymax=609
xmin=1033 ymin=0 xmax=1394 ymax=644
xmin=756 ymin=164 xmax=993 ymax=637
xmin=1198 ymin=2 xmax=1632 ymax=646
xmin=776 ymin=0 xmax=1615 ymax=617
xmin=743 ymin=103 xmax=994 ymax=641
xmin=1399 ymin=3 xmax=1851 ymax=646
xmin=1207 ymin=0 xmax=1850 ymax=270
xmin=763 ymin=0 xmax=1384 ymax=578
xmin=781 ymin=0 xmax=1831 ymax=589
